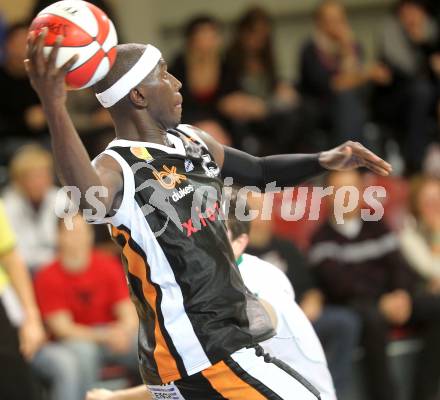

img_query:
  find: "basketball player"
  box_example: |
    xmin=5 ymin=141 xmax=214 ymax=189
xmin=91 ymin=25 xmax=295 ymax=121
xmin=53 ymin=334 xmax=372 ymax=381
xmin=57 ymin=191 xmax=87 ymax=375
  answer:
xmin=26 ymin=29 xmax=391 ymax=399
xmin=86 ymin=194 xmax=337 ymax=400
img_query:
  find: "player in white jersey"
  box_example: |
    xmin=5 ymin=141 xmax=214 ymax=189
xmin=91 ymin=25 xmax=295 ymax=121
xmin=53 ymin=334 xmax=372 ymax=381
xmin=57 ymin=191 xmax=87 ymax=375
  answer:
xmin=86 ymin=198 xmax=336 ymax=400
xmin=234 ymin=254 xmax=337 ymax=400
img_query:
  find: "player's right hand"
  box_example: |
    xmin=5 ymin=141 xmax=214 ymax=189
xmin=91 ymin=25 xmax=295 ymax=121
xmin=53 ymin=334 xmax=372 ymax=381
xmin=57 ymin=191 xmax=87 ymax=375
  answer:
xmin=24 ymin=27 xmax=78 ymax=108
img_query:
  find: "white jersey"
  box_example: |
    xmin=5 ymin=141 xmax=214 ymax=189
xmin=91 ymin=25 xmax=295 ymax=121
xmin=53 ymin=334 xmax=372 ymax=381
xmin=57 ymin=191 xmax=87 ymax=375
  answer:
xmin=238 ymin=254 xmax=337 ymax=400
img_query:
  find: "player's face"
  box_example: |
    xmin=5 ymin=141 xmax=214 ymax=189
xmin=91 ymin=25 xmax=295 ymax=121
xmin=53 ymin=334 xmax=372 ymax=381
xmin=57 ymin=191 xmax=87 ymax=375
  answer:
xmin=144 ymin=60 xmax=183 ymax=129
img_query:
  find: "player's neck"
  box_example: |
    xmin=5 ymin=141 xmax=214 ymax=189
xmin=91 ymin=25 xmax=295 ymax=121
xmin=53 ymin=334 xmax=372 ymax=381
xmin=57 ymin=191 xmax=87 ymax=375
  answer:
xmin=113 ymin=110 xmax=169 ymax=145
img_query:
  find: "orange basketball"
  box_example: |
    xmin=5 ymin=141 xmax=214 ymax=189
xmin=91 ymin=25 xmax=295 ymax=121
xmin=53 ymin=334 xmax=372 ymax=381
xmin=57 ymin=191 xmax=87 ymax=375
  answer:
xmin=29 ymin=0 xmax=118 ymax=90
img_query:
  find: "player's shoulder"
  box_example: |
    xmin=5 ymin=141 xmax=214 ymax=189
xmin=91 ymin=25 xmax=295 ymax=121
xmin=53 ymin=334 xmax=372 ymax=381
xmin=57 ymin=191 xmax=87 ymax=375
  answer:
xmin=176 ymin=124 xmax=209 ymax=149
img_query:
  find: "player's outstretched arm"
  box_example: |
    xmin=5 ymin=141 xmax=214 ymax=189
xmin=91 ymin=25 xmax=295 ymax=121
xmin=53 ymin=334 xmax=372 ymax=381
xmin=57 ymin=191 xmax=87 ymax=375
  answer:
xmin=25 ymin=28 xmax=122 ymax=213
xmin=194 ymin=127 xmax=392 ymax=190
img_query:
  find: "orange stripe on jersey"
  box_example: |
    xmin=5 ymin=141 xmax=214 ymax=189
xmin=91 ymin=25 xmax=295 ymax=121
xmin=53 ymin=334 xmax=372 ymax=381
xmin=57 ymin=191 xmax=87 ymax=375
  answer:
xmin=112 ymin=226 xmax=182 ymax=382
xmin=202 ymin=360 xmax=267 ymax=399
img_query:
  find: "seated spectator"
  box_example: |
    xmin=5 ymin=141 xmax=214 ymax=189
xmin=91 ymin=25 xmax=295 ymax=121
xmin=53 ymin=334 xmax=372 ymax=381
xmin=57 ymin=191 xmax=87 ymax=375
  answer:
xmin=375 ymin=0 xmax=440 ymax=172
xmin=309 ymin=169 xmax=440 ymax=400
xmin=0 ymin=200 xmax=45 ymax=400
xmin=0 ymin=22 xmax=48 ymax=163
xmin=299 ymin=0 xmax=390 ymax=148
xmin=246 ymin=193 xmax=360 ymax=398
xmin=219 ymin=7 xmax=302 ymax=154
xmin=400 ymin=176 xmax=440 ymax=290
xmin=2 ymin=145 xmax=59 ymax=272
xmin=32 ymin=215 xmax=138 ymax=400
xmin=169 ymin=16 xmax=226 ymax=125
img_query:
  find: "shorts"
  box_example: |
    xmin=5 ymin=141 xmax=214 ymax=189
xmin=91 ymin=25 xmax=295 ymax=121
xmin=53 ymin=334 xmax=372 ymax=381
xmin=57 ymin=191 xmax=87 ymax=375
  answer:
xmin=147 ymin=345 xmax=321 ymax=400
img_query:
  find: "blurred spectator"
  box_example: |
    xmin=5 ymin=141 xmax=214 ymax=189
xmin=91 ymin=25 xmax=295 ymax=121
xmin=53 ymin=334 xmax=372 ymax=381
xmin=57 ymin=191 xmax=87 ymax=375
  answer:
xmin=219 ymin=7 xmax=302 ymax=154
xmin=0 ymin=200 xmax=45 ymax=400
xmin=246 ymin=193 xmax=360 ymax=398
xmin=169 ymin=16 xmax=227 ymax=125
xmin=0 ymin=22 xmax=48 ymax=163
xmin=375 ymin=0 xmax=440 ymax=172
xmin=299 ymin=0 xmax=390 ymax=147
xmin=400 ymin=176 xmax=440 ymax=289
xmin=309 ymin=170 xmax=440 ymax=400
xmin=2 ymin=145 xmax=59 ymax=272
xmin=32 ymin=215 xmax=138 ymax=400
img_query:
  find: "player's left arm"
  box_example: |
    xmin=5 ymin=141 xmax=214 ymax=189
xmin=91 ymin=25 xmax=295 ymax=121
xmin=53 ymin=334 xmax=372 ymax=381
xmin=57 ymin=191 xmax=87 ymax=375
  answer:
xmin=193 ymin=127 xmax=392 ymax=190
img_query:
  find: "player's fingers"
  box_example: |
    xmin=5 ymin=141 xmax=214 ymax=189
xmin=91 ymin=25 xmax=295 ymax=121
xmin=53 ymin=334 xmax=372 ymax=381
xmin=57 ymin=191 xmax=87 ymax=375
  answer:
xmin=349 ymin=142 xmax=392 ymax=173
xmin=26 ymin=31 xmax=36 ymax=64
xmin=47 ymin=35 xmax=62 ymax=74
xmin=59 ymin=54 xmax=78 ymax=74
xmin=34 ymin=28 xmax=48 ymax=75
xmin=362 ymin=159 xmax=390 ymax=176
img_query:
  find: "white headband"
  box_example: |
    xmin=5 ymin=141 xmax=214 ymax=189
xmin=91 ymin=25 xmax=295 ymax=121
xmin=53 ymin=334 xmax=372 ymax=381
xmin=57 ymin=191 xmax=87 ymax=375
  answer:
xmin=96 ymin=44 xmax=162 ymax=108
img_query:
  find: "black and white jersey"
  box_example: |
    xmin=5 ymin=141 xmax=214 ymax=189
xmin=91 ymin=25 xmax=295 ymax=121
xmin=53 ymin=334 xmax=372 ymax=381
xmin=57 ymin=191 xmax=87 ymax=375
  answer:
xmin=93 ymin=124 xmax=274 ymax=385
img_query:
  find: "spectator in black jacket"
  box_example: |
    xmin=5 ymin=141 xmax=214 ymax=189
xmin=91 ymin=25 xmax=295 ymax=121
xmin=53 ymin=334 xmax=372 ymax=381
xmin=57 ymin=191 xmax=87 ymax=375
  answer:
xmin=169 ymin=16 xmax=231 ymax=146
xmin=219 ymin=7 xmax=303 ymax=154
xmin=0 ymin=22 xmax=48 ymax=164
xmin=309 ymin=169 xmax=440 ymax=400
xmin=299 ymin=0 xmax=390 ymax=148
xmin=375 ymin=0 xmax=440 ymax=172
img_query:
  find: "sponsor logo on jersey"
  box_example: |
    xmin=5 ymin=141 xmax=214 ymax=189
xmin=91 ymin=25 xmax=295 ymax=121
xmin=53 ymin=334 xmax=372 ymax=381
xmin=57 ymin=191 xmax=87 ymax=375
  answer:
xmin=171 ymin=185 xmax=194 ymax=202
xmin=130 ymin=147 xmax=154 ymax=162
xmin=153 ymin=165 xmax=186 ymax=190
xmin=201 ymin=154 xmax=220 ymax=178
xmin=184 ymin=159 xmax=195 ymax=173
xmin=182 ymin=201 xmax=221 ymax=237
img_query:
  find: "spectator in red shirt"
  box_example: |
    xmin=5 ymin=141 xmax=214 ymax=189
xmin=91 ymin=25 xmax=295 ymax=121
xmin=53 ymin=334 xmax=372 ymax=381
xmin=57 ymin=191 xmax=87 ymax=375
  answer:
xmin=32 ymin=215 xmax=138 ymax=400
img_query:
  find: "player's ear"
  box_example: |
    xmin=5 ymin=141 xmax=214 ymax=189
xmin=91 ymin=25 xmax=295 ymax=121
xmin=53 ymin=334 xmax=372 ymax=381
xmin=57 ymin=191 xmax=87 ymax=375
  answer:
xmin=129 ymin=86 xmax=148 ymax=108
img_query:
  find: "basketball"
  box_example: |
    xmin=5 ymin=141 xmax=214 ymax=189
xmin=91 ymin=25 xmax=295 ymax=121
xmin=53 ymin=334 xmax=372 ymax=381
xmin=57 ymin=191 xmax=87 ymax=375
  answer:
xmin=29 ymin=0 xmax=118 ymax=90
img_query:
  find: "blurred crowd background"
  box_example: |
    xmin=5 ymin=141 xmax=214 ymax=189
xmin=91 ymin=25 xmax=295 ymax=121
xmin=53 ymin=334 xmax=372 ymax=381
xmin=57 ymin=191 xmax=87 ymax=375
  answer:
xmin=2 ymin=0 xmax=440 ymax=400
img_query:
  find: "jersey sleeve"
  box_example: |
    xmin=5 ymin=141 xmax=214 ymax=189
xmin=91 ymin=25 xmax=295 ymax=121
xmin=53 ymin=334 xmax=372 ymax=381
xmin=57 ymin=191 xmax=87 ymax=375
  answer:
xmin=0 ymin=201 xmax=16 ymax=256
